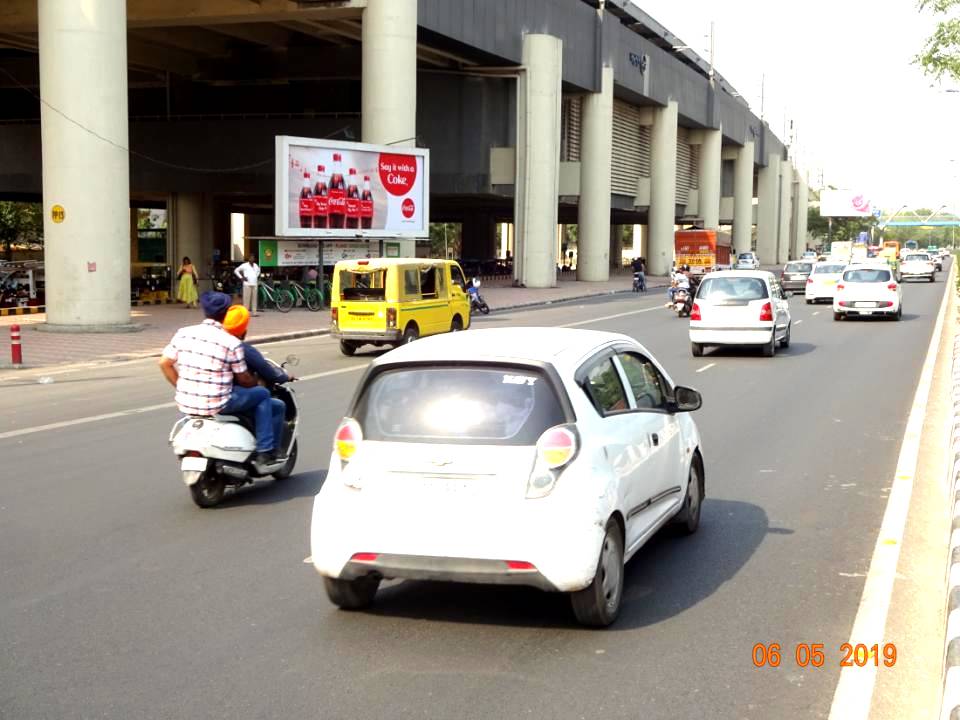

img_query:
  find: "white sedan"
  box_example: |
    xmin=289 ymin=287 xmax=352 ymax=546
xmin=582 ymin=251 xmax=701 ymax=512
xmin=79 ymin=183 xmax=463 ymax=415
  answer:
xmin=833 ymin=266 xmax=902 ymax=320
xmin=689 ymin=270 xmax=792 ymax=357
xmin=310 ymin=327 xmax=705 ymax=627
xmin=899 ymin=253 xmax=937 ymax=282
xmin=735 ymin=252 xmax=760 ymax=270
xmin=805 ymin=261 xmax=846 ymax=304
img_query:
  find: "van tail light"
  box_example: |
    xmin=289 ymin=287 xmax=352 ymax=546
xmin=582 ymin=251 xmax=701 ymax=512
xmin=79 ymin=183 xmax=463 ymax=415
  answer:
xmin=887 ymin=283 xmax=898 ymax=291
xmin=386 ymin=307 xmax=397 ymax=329
xmin=836 ymin=284 xmax=845 ymax=291
xmin=690 ymin=303 xmax=701 ymax=321
xmin=331 ymin=307 xmax=339 ymax=325
xmin=759 ymin=302 xmax=773 ymax=322
xmin=334 ymin=417 xmax=362 ymax=462
xmin=527 ymin=425 xmax=579 ymax=499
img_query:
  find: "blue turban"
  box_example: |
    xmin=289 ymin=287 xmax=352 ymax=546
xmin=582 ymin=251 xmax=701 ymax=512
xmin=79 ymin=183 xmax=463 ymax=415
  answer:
xmin=200 ymin=291 xmax=232 ymax=319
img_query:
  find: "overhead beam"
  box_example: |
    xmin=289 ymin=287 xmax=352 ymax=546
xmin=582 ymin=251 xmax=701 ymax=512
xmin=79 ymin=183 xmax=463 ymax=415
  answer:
xmin=127 ymin=38 xmax=202 ymax=77
xmin=129 ymin=27 xmax=235 ymax=57
xmin=196 ymin=44 xmax=361 ymax=84
xmin=205 ymin=23 xmax=294 ymax=47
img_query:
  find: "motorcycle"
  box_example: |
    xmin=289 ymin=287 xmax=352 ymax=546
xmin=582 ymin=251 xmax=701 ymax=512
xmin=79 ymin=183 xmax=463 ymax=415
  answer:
xmin=168 ymin=355 xmax=300 ymax=508
xmin=467 ymin=278 xmax=490 ymax=315
xmin=632 ymin=272 xmax=646 ymax=292
xmin=673 ymin=288 xmax=693 ymax=318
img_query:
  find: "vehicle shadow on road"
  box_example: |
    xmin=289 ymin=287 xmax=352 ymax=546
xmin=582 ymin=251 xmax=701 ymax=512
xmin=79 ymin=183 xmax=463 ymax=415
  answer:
xmin=354 ymin=499 xmax=778 ymax=630
xmin=213 ymin=469 xmax=327 ymax=508
xmin=703 ymin=343 xmax=816 ymax=358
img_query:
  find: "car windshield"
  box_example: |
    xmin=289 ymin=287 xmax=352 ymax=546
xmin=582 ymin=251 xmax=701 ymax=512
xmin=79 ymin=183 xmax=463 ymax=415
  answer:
xmin=814 ymin=264 xmax=845 ymax=274
xmin=842 ymin=269 xmax=891 ymax=283
xmin=905 ymin=254 xmax=929 ymax=262
xmin=739 ymin=253 xmax=754 ymax=259
xmin=353 ymin=365 xmax=567 ymax=445
xmin=696 ymin=276 xmax=768 ymax=300
xmin=785 ymin=263 xmax=812 ymax=273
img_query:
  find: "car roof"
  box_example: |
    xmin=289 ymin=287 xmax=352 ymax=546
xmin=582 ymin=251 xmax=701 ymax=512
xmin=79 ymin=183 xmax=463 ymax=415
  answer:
xmin=333 ymin=257 xmax=459 ymax=269
xmin=703 ymin=269 xmax=773 ymax=280
xmin=373 ymin=327 xmax=639 ymax=371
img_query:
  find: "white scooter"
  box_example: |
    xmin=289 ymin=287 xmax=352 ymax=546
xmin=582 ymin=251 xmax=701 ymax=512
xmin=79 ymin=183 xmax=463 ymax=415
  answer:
xmin=168 ymin=355 xmax=300 ymax=508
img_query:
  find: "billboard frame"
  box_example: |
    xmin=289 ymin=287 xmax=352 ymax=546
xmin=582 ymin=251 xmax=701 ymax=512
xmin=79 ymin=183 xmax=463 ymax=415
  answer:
xmin=274 ymin=135 xmax=430 ymax=240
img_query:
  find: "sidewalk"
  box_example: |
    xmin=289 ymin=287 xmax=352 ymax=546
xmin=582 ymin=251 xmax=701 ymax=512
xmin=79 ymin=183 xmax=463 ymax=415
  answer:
xmin=0 ymin=274 xmax=668 ymax=371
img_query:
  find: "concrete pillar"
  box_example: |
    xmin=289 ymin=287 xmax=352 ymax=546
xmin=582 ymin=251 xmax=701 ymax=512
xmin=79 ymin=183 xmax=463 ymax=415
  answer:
xmin=733 ymin=140 xmax=754 ymax=256
xmin=362 ymin=0 xmax=417 ymax=146
xmin=577 ymin=65 xmax=614 ymax=282
xmin=793 ymin=170 xmax=809 ymax=258
xmin=39 ymin=0 xmax=131 ymax=328
xmin=756 ymin=154 xmax=780 ymax=265
xmin=515 ymin=34 xmax=562 ymax=288
xmin=777 ymin=161 xmax=793 ymax=264
xmin=698 ymin=128 xmax=722 ymax=230
xmin=648 ymin=100 xmax=678 ymax=276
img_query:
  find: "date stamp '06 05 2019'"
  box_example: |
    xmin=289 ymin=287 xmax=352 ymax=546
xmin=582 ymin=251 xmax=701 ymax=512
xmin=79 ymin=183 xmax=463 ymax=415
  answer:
xmin=752 ymin=643 xmax=898 ymax=669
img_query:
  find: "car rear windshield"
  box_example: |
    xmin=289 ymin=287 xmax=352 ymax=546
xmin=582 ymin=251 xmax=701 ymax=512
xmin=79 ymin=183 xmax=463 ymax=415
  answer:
xmin=905 ymin=254 xmax=930 ymax=262
xmin=785 ymin=263 xmax=812 ymax=273
xmin=842 ymin=269 xmax=891 ymax=282
xmin=353 ymin=365 xmax=567 ymax=445
xmin=338 ymin=269 xmax=386 ymax=301
xmin=814 ymin=264 xmax=845 ymax=274
xmin=696 ymin=276 xmax=768 ymax=301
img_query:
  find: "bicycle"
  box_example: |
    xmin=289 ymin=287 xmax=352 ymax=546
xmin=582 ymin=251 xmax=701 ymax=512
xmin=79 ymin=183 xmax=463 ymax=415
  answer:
xmin=258 ymin=278 xmax=295 ymax=312
xmin=287 ymin=279 xmax=323 ymax=312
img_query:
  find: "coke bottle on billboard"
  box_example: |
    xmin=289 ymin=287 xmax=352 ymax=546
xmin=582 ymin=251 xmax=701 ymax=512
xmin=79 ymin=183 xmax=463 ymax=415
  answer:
xmin=345 ymin=168 xmax=361 ymax=230
xmin=298 ymin=172 xmax=314 ymax=228
xmin=312 ymin=165 xmax=329 ymax=229
xmin=327 ymin=153 xmax=346 ymax=228
xmin=360 ymin=175 xmax=374 ymax=229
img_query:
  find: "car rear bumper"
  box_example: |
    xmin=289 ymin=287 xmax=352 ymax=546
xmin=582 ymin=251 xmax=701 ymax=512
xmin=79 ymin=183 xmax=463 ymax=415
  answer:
xmin=689 ymin=326 xmax=774 ymax=345
xmin=781 ymin=280 xmax=808 ymax=290
xmin=833 ymin=301 xmax=899 ymax=316
xmin=332 ymin=329 xmax=402 ymax=342
xmin=337 ymin=553 xmax=559 ymax=591
xmin=900 ymin=271 xmax=934 ymax=279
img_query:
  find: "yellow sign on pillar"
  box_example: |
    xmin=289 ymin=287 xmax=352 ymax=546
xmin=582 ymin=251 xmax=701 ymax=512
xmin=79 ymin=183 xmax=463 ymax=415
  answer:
xmin=51 ymin=205 xmax=65 ymax=224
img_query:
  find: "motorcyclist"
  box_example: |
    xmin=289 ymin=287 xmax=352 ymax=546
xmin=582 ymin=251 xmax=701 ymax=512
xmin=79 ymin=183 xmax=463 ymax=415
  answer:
xmin=222 ymin=304 xmax=295 ymax=456
xmin=667 ymin=266 xmax=691 ymax=303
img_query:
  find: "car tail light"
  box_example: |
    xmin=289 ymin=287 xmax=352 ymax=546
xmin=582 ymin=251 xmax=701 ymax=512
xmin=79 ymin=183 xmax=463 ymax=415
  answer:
xmin=357 ymin=260 xmax=369 ymax=265
xmin=334 ymin=418 xmax=362 ymax=462
xmin=838 ymin=301 xmax=850 ymax=307
xmin=386 ymin=307 xmax=397 ymax=329
xmin=806 ymin=278 xmax=813 ymax=284
xmin=351 ymin=552 xmax=378 ymax=563
xmin=880 ymin=301 xmax=894 ymax=308
xmin=505 ymin=560 xmax=537 ymax=572
xmin=527 ymin=425 xmax=579 ymax=499
xmin=837 ymin=284 xmax=845 ymax=291
xmin=331 ymin=307 xmax=339 ymax=325
xmin=690 ymin=303 xmax=701 ymax=321
xmin=887 ymin=283 xmax=898 ymax=291
xmin=759 ymin=302 xmax=773 ymax=322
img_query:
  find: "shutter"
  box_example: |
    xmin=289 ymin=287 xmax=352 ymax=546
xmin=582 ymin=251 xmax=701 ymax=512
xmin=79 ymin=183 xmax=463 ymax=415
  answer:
xmin=611 ymin=99 xmax=646 ymax=196
xmin=675 ymin=129 xmax=695 ymax=205
xmin=638 ymin=126 xmax=651 ymax=177
xmin=561 ymin=97 xmax=582 ymax=162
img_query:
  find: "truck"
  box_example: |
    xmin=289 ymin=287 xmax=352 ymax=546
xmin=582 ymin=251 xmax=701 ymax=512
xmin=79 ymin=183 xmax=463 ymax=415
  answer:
xmin=674 ymin=230 xmax=731 ymax=276
xmin=829 ymin=240 xmax=853 ymax=262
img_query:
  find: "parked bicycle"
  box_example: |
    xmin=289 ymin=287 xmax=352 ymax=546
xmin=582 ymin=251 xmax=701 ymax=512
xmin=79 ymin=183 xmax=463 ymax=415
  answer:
xmin=286 ymin=279 xmax=324 ymax=312
xmin=258 ymin=278 xmax=295 ymax=312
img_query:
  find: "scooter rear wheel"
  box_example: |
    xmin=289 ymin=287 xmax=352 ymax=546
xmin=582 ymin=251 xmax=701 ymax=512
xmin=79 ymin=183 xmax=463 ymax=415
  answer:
xmin=189 ymin=472 xmax=226 ymax=508
xmin=272 ymin=440 xmax=298 ymax=480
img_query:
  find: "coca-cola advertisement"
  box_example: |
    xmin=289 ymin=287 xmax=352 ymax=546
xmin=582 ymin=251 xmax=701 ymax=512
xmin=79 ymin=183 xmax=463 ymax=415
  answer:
xmin=275 ymin=136 xmax=429 ymax=238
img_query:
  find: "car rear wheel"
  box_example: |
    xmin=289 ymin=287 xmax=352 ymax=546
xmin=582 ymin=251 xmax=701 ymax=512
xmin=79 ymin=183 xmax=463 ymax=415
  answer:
xmin=894 ymin=306 xmax=902 ymax=321
xmin=762 ymin=332 xmax=776 ymax=357
xmin=779 ymin=323 xmax=791 ymax=349
xmin=691 ymin=342 xmax=703 ymax=357
xmin=450 ymin=316 xmax=463 ymax=332
xmin=930 ymin=274 xmax=936 ymax=282
xmin=570 ymin=520 xmax=624 ymax=627
xmin=674 ymin=457 xmax=703 ymax=535
xmin=339 ymin=340 xmax=357 ymax=356
xmin=805 ymin=299 xmax=813 ymax=305
xmin=402 ymin=324 xmax=420 ymax=344
xmin=324 ymin=575 xmax=380 ymax=610
xmin=833 ymin=311 xmax=842 ymax=321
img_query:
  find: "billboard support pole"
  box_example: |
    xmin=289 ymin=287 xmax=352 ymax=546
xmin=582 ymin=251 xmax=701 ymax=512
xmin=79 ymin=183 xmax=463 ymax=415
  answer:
xmin=828 ymin=216 xmax=832 ymax=244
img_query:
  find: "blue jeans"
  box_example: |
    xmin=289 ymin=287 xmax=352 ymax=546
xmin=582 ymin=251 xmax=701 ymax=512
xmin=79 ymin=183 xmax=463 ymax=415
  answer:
xmin=221 ymin=385 xmax=275 ymax=452
xmin=268 ymin=398 xmax=287 ymax=453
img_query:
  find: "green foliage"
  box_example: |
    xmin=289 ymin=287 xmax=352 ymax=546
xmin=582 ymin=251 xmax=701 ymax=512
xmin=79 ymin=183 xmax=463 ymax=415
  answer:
xmin=428 ymin=222 xmax=461 ymax=259
xmin=0 ymin=201 xmax=43 ymax=261
xmin=806 ymin=205 xmax=877 ymax=243
xmin=917 ymin=0 xmax=960 ymax=80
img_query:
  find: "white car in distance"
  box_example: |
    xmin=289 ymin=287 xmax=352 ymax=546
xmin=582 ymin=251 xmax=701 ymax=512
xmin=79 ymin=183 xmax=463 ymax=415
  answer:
xmin=899 ymin=253 xmax=937 ymax=282
xmin=735 ymin=252 xmax=760 ymax=270
xmin=833 ymin=266 xmax=902 ymax=320
xmin=804 ymin=262 xmax=846 ymax=304
xmin=689 ymin=270 xmax=792 ymax=358
xmin=310 ymin=327 xmax=706 ymax=627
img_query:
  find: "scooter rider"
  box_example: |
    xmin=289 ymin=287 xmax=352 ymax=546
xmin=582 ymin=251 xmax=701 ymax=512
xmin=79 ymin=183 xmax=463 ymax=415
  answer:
xmin=667 ymin=267 xmax=690 ymax=303
xmin=158 ymin=291 xmax=279 ymax=466
xmin=222 ymin=304 xmax=294 ymax=452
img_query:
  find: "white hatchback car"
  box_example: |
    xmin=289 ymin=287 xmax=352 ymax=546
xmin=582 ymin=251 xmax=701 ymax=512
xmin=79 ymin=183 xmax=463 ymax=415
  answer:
xmin=805 ymin=261 xmax=846 ymax=304
xmin=310 ymin=327 xmax=705 ymax=627
xmin=689 ymin=270 xmax=792 ymax=357
xmin=735 ymin=252 xmax=760 ymax=270
xmin=833 ymin=265 xmax=902 ymax=320
xmin=899 ymin=253 xmax=937 ymax=282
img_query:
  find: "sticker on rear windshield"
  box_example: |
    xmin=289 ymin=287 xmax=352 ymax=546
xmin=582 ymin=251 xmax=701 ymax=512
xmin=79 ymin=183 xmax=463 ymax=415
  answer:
xmin=502 ymin=374 xmax=537 ymax=386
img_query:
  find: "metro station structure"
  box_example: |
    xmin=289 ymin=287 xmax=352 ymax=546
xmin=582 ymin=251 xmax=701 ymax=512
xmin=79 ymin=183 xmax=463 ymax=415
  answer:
xmin=0 ymin=0 xmax=806 ymax=329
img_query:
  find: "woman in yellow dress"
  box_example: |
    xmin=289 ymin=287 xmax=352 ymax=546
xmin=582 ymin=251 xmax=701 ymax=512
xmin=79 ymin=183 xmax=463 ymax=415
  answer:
xmin=177 ymin=256 xmax=199 ymax=308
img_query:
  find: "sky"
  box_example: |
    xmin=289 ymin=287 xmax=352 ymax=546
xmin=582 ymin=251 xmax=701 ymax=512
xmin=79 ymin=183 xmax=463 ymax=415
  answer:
xmin=635 ymin=0 xmax=960 ymax=213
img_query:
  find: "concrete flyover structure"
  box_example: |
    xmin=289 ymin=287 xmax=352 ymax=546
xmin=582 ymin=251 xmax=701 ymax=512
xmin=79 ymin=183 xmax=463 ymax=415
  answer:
xmin=0 ymin=0 xmax=801 ymax=326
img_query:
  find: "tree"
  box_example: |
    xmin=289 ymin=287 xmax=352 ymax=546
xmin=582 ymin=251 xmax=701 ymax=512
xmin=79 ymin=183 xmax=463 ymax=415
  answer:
xmin=0 ymin=201 xmax=43 ymax=262
xmin=917 ymin=0 xmax=960 ymax=80
xmin=806 ymin=205 xmax=877 ymax=245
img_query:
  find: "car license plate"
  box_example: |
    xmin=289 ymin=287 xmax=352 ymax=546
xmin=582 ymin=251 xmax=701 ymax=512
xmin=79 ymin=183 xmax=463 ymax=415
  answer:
xmin=855 ymin=302 xmax=877 ymax=308
xmin=859 ymin=310 xmax=874 ymax=315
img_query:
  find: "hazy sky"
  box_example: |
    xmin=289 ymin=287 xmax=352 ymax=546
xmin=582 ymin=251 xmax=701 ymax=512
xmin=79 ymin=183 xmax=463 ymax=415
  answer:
xmin=635 ymin=0 xmax=960 ymax=212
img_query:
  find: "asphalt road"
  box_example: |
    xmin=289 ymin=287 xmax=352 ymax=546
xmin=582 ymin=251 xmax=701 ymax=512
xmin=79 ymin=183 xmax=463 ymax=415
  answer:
xmin=0 ymin=266 xmax=950 ymax=720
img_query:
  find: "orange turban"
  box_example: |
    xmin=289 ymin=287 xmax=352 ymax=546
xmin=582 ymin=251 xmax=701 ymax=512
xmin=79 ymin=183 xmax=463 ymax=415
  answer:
xmin=223 ymin=304 xmax=250 ymax=337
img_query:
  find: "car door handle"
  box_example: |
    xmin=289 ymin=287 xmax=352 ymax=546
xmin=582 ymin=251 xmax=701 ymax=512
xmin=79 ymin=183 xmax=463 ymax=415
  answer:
xmin=651 ymin=433 xmax=659 ymax=447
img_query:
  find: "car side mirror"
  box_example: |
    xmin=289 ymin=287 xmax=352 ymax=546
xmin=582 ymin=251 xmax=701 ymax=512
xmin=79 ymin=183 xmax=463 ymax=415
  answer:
xmin=785 ymin=291 xmax=793 ymax=298
xmin=672 ymin=386 xmax=702 ymax=413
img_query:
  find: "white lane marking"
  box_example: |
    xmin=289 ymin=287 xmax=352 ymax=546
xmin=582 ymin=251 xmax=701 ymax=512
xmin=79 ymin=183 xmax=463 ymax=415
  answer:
xmin=695 ymin=363 xmax=716 ymax=373
xmin=827 ymin=262 xmax=953 ymax=720
xmin=0 ymin=364 xmax=368 ymax=441
xmin=813 ymin=311 xmax=821 ymax=316
xmin=794 ymin=320 xmax=803 ymax=325
xmin=560 ymin=305 xmax=663 ymax=328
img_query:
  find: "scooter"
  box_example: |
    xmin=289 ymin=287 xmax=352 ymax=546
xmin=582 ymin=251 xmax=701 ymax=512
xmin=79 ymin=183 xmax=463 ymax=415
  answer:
xmin=632 ymin=272 xmax=646 ymax=292
xmin=673 ymin=288 xmax=693 ymax=318
xmin=467 ymin=278 xmax=490 ymax=315
xmin=168 ymin=355 xmax=300 ymax=508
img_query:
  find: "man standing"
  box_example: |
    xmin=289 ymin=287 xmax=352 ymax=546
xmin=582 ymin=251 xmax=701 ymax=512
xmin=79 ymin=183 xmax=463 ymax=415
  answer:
xmin=234 ymin=254 xmax=261 ymax=316
xmin=158 ymin=291 xmax=279 ymax=465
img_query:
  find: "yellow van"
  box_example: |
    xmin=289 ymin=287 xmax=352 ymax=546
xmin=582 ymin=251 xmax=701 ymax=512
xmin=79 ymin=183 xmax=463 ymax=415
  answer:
xmin=330 ymin=258 xmax=472 ymax=355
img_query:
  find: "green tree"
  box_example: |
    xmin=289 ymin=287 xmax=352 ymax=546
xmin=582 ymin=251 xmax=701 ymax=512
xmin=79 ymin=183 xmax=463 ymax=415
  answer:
xmin=917 ymin=0 xmax=960 ymax=80
xmin=806 ymin=205 xmax=877 ymax=245
xmin=0 ymin=201 xmax=43 ymax=262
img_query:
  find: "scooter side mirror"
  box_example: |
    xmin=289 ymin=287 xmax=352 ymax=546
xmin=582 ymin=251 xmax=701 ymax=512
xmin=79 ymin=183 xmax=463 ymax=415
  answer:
xmin=284 ymin=354 xmax=300 ymax=367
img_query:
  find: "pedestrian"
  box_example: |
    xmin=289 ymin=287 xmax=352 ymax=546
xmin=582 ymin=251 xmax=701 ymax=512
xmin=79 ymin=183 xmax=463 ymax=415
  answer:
xmin=234 ymin=254 xmax=261 ymax=316
xmin=158 ymin=291 xmax=280 ymax=465
xmin=176 ymin=256 xmax=199 ymax=309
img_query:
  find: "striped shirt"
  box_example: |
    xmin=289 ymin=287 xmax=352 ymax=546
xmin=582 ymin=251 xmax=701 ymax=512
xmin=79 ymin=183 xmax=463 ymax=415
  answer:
xmin=162 ymin=319 xmax=247 ymax=415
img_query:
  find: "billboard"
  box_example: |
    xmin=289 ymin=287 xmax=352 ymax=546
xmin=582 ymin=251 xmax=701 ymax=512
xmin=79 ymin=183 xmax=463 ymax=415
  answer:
xmin=275 ymin=136 xmax=429 ymax=239
xmin=820 ymin=190 xmax=873 ymax=217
